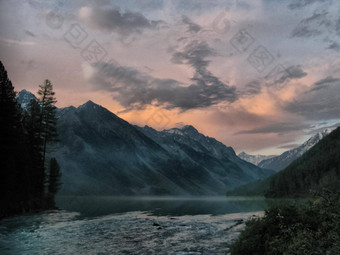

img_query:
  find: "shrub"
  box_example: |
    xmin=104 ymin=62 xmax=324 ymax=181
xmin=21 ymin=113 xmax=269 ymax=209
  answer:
xmin=229 ymin=189 xmax=340 ymax=255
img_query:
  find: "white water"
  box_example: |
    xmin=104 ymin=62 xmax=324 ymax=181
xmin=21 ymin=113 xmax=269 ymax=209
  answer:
xmin=0 ymin=196 xmax=266 ymax=255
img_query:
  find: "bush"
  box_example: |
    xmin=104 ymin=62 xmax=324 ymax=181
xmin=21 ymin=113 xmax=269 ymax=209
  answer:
xmin=229 ymin=189 xmax=340 ymax=255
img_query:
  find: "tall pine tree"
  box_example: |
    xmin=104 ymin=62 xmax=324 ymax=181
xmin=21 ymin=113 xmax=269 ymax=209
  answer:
xmin=0 ymin=61 xmax=29 ymax=216
xmin=25 ymin=99 xmax=45 ymax=205
xmin=37 ymin=79 xmax=58 ymax=168
xmin=0 ymin=61 xmax=61 ymax=218
xmin=36 ymin=80 xmax=61 ymax=208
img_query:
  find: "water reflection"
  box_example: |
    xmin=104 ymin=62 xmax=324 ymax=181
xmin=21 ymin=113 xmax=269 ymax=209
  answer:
xmin=56 ymin=196 xmax=268 ymax=217
xmin=1 ymin=197 xmax=274 ymax=255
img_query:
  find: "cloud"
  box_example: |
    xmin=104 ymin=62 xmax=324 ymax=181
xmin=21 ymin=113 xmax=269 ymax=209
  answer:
xmin=285 ymin=77 xmax=340 ymax=120
xmin=306 ymin=122 xmax=340 ymax=134
xmin=327 ymin=41 xmax=340 ymax=51
xmin=310 ymin=76 xmax=340 ymax=91
xmin=78 ymin=6 xmax=163 ymax=35
xmin=286 ymin=65 xmax=308 ymax=80
xmin=171 ymin=40 xmax=214 ymax=70
xmin=181 ymin=16 xmax=201 ymax=33
xmin=314 ymin=76 xmax=340 ymax=86
xmin=243 ymin=65 xmax=307 ymax=95
xmin=236 ymin=122 xmax=310 ymax=135
xmin=289 ymin=5 xmax=340 ymax=52
xmin=25 ymin=30 xmax=36 ymax=37
xmin=86 ymin=55 xmax=237 ymax=111
xmin=244 ymin=80 xmax=262 ymax=95
xmin=291 ymin=10 xmax=330 ymax=38
xmin=0 ymin=37 xmax=35 ymax=46
xmin=267 ymin=65 xmax=308 ymax=85
xmin=277 ymin=143 xmax=301 ymax=149
xmin=288 ymin=0 xmax=329 ymax=10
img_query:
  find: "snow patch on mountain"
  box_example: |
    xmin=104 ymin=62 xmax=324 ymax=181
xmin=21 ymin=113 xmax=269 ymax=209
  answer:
xmin=16 ymin=89 xmax=37 ymax=109
xmin=238 ymin=152 xmax=276 ymax=166
xmin=258 ymin=129 xmax=333 ymax=172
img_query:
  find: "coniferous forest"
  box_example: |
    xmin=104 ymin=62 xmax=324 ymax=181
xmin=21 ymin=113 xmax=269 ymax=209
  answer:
xmin=0 ymin=61 xmax=61 ymax=218
xmin=227 ymin=126 xmax=340 ymax=198
xmin=228 ymin=127 xmax=340 ymax=254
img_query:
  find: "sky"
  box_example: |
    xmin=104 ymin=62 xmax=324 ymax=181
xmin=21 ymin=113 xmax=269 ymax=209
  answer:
xmin=0 ymin=0 xmax=340 ymax=155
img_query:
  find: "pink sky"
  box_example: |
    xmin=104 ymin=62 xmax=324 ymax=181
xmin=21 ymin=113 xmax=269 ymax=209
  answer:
xmin=1 ymin=0 xmax=340 ymax=155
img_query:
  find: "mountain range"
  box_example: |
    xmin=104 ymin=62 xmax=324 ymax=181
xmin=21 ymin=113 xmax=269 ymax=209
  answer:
xmin=237 ymin=129 xmax=332 ymax=172
xmin=266 ymin=127 xmax=340 ymax=197
xmin=227 ymin=127 xmax=339 ymax=197
xmin=17 ymin=90 xmax=274 ymax=196
xmin=257 ymin=129 xmax=332 ymax=172
xmin=238 ymin=152 xmax=276 ymax=166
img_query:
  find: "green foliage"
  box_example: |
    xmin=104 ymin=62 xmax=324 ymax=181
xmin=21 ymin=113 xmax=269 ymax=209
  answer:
xmin=266 ymin=127 xmax=340 ymax=198
xmin=37 ymin=79 xmax=58 ymax=167
xmin=229 ymin=128 xmax=340 ymax=198
xmin=229 ymin=189 xmax=340 ymax=255
xmin=0 ymin=60 xmax=32 ymax=217
xmin=0 ymin=61 xmax=61 ymax=218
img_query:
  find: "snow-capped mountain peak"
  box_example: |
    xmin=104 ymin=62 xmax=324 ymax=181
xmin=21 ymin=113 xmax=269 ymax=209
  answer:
xmin=238 ymin=152 xmax=276 ymax=166
xmin=258 ymin=128 xmax=334 ymax=171
xmin=16 ymin=89 xmax=37 ymax=109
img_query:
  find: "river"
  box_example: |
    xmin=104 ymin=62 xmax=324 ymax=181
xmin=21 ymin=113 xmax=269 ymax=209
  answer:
xmin=0 ymin=196 xmax=267 ymax=255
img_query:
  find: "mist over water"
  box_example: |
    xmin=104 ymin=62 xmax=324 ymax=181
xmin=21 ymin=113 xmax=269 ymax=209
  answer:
xmin=0 ymin=196 xmax=267 ymax=255
xmin=56 ymin=196 xmax=267 ymax=217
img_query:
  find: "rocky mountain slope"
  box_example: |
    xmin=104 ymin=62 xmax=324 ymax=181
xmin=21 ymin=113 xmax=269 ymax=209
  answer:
xmin=238 ymin=152 xmax=276 ymax=166
xmin=17 ymin=90 xmax=274 ymax=195
xmin=16 ymin=89 xmax=37 ymax=109
xmin=258 ymin=129 xmax=333 ymax=172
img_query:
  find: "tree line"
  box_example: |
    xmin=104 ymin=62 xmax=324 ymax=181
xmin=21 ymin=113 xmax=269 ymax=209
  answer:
xmin=227 ymin=126 xmax=340 ymax=198
xmin=228 ymin=127 xmax=340 ymax=254
xmin=266 ymin=126 xmax=340 ymax=198
xmin=0 ymin=60 xmax=61 ymax=218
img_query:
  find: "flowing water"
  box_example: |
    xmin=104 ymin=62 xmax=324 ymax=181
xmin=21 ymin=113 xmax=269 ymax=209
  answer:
xmin=0 ymin=196 xmax=268 ymax=255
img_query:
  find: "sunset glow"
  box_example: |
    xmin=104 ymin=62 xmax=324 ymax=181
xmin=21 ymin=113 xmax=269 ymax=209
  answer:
xmin=1 ymin=0 xmax=339 ymax=155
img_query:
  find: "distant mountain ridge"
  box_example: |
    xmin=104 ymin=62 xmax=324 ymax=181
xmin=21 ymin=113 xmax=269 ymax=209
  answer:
xmin=137 ymin=125 xmax=272 ymax=182
xmin=227 ymin=127 xmax=339 ymax=197
xmin=16 ymin=89 xmax=37 ymax=109
xmin=238 ymin=152 xmax=276 ymax=166
xmin=17 ymin=89 xmax=274 ymax=196
xmin=53 ymin=101 xmax=274 ymax=195
xmin=258 ymin=129 xmax=333 ymax=172
xmin=266 ymin=126 xmax=340 ymax=197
